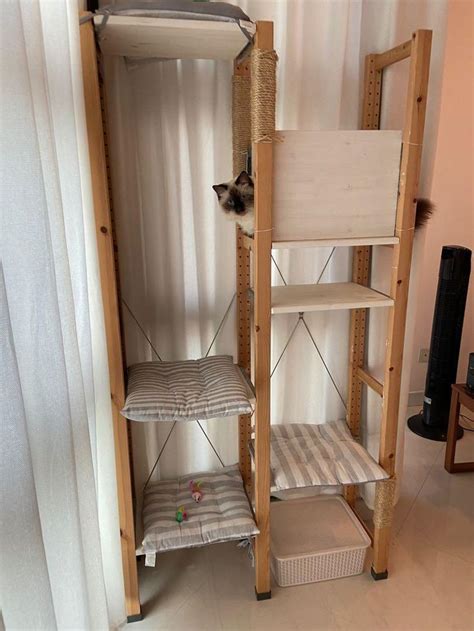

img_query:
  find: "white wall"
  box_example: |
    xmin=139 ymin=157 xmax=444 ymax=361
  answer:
xmin=410 ymin=0 xmax=474 ymax=396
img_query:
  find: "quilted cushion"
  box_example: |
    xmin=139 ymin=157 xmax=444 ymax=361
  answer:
xmin=122 ymin=356 xmax=253 ymax=422
xmin=254 ymin=421 xmax=389 ymax=491
xmin=142 ymin=465 xmax=259 ymax=554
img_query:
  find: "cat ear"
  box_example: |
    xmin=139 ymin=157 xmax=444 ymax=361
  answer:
xmin=212 ymin=184 xmax=228 ymax=199
xmin=235 ymin=171 xmax=253 ymax=186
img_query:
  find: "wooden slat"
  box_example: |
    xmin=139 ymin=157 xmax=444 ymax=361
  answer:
xmin=351 ymin=506 xmax=374 ymax=543
xmin=234 ymin=57 xmax=252 ymax=490
xmin=93 ymin=15 xmax=255 ymax=60
xmin=272 ymin=130 xmax=401 ymax=241
xmin=357 ymin=367 xmax=384 ymax=397
xmin=374 ymin=39 xmax=412 ymax=70
xmin=373 ymin=29 xmax=432 ymax=577
xmin=271 ymin=283 xmax=393 ymax=314
xmin=245 ymin=236 xmax=399 ymax=250
xmin=345 ymin=53 xmax=382 ymax=506
xmin=346 ymin=247 xmax=370 ymax=442
xmin=380 ymin=30 xmax=432 ymax=475
xmin=444 ymin=386 xmax=461 ymax=473
xmin=80 ymin=19 xmax=141 ymax=619
xmin=272 ymin=236 xmax=399 ymax=249
xmin=361 ymin=55 xmax=383 ymax=131
xmin=252 ymin=21 xmax=274 ymax=600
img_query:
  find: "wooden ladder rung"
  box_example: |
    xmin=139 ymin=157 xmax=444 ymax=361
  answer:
xmin=356 ymin=366 xmax=384 ymax=397
xmin=374 ymin=39 xmax=412 ymax=70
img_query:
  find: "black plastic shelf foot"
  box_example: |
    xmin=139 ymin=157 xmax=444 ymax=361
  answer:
xmin=371 ymin=566 xmax=388 ymax=581
xmin=127 ymin=609 xmax=143 ymax=623
xmin=255 ymin=587 xmax=272 ymax=601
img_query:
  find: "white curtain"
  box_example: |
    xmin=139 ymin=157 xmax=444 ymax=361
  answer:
xmin=1 ymin=1 xmax=125 ymax=628
xmin=103 ymin=0 xmax=447 ymax=503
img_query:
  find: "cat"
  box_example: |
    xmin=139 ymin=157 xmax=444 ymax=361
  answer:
xmin=212 ymin=171 xmax=254 ymax=236
xmin=414 ymin=198 xmax=435 ymax=229
xmin=213 ymin=171 xmax=434 ymax=235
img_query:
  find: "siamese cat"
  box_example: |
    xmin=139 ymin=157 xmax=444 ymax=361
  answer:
xmin=213 ymin=171 xmax=254 ymax=236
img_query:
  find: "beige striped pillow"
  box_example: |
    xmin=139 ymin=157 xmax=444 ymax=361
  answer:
xmin=122 ymin=355 xmax=253 ymax=422
xmin=250 ymin=421 xmax=389 ymax=491
xmin=142 ymin=464 xmax=259 ymax=554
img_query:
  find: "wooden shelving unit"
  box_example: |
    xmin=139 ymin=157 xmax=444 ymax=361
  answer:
xmin=79 ymin=8 xmax=432 ymax=619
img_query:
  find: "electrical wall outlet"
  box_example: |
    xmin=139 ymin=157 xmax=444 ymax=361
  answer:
xmin=419 ymin=348 xmax=429 ymax=363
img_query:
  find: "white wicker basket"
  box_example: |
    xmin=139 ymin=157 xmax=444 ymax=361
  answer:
xmin=270 ymin=495 xmax=371 ymax=587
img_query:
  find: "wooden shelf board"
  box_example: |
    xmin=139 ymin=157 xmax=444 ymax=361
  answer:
xmin=272 ymin=236 xmax=399 ymax=249
xmin=93 ymin=15 xmax=255 ymax=60
xmin=272 ymin=130 xmax=401 ymax=242
xmin=271 ymin=282 xmax=393 ymax=314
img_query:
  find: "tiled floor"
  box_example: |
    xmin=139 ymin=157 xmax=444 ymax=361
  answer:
xmin=129 ymin=409 xmax=474 ymax=630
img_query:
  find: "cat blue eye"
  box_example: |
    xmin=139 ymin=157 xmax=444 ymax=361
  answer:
xmin=228 ymin=200 xmax=234 ymax=207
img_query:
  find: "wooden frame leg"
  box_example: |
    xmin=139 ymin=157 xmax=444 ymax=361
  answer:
xmin=80 ymin=18 xmax=141 ymax=620
xmin=444 ymin=389 xmax=460 ymax=473
xmin=372 ymin=526 xmax=391 ymax=580
xmin=237 ymin=231 xmax=252 ymax=488
xmin=444 ymin=386 xmax=474 ymax=473
xmin=253 ymin=142 xmax=272 ymax=600
xmin=252 ymin=21 xmax=275 ymax=601
xmin=343 ymin=484 xmax=358 ymax=508
xmin=233 ymin=59 xmax=252 ymax=490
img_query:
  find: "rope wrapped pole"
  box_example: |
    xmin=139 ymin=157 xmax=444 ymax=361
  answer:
xmin=372 ymin=476 xmax=396 ymax=580
xmin=251 ymin=49 xmax=277 ymax=144
xmin=232 ymin=69 xmax=251 ymax=174
xmin=373 ymin=478 xmax=396 ymax=529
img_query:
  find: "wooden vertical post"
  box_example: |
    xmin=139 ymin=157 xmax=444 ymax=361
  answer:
xmin=79 ymin=18 xmax=141 ymax=621
xmin=252 ymin=21 xmax=275 ymax=600
xmin=345 ymin=54 xmax=382 ymax=508
xmin=233 ymin=59 xmax=252 ymax=488
xmin=372 ymin=30 xmax=432 ymax=578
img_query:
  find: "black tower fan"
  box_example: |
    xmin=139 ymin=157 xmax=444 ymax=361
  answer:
xmin=408 ymin=245 xmax=471 ymax=441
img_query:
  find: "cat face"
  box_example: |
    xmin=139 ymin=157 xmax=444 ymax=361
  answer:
xmin=213 ymin=171 xmax=254 ymax=217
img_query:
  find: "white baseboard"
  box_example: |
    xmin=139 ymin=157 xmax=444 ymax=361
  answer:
xmin=408 ymin=391 xmax=424 ymax=407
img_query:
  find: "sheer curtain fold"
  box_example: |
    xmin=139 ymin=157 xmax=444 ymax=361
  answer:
xmin=1 ymin=1 xmax=125 ymax=628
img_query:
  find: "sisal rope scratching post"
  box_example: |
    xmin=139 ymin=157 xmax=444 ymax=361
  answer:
xmin=232 ymin=74 xmax=251 ymax=174
xmin=373 ymin=477 xmax=397 ymax=528
xmin=251 ymin=49 xmax=277 ymax=144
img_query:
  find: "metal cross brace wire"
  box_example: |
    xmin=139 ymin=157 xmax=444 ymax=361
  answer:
xmin=270 ymin=248 xmax=347 ymax=411
xmin=122 ymin=294 xmax=236 ymax=486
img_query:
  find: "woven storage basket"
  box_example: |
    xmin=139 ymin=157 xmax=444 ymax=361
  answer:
xmin=271 ymin=495 xmax=370 ymax=587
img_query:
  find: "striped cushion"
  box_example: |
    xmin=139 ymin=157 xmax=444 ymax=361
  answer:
xmin=266 ymin=422 xmax=388 ymax=490
xmin=142 ymin=465 xmax=259 ymax=553
xmin=122 ymin=356 xmax=253 ymax=422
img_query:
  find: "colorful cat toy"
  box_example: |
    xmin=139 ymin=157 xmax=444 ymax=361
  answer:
xmin=189 ymin=480 xmax=203 ymax=503
xmin=175 ymin=506 xmax=187 ymax=523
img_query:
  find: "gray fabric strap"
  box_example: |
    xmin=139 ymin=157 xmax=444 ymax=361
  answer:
xmin=95 ymin=12 xmax=110 ymax=35
xmin=79 ymin=13 xmax=94 ymax=25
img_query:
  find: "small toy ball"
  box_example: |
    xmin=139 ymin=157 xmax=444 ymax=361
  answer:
xmin=176 ymin=506 xmax=187 ymax=523
xmin=189 ymin=479 xmax=203 ymax=503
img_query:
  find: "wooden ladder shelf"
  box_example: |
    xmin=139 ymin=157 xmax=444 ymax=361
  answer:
xmin=79 ymin=9 xmax=432 ymax=617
